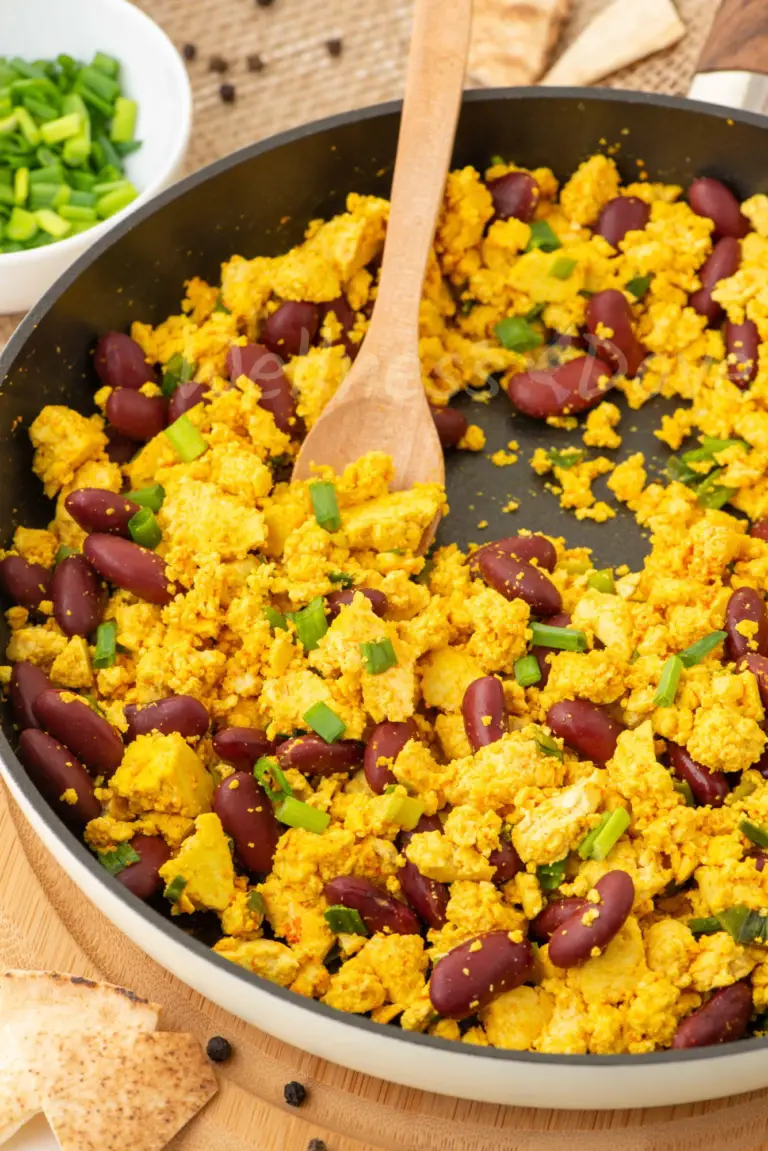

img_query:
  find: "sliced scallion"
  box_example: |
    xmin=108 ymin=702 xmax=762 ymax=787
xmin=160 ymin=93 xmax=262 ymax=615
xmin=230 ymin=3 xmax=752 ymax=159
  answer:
xmin=253 ymin=756 xmax=293 ymax=803
xmin=688 ymin=916 xmax=721 ymax=938
xmin=547 ymin=448 xmax=584 ymax=470
xmin=303 ymin=701 xmax=345 ymax=743
xmin=127 ymin=483 xmax=165 ymax=512
xmin=587 ymin=568 xmax=615 ymax=595
xmin=96 ymin=841 xmax=139 ymax=876
xmin=247 ymin=889 xmax=266 ymax=915
xmin=526 ymin=220 xmax=562 ymax=253
xmin=654 ymin=654 xmax=683 ymax=707
xmin=514 ymin=654 xmax=541 ymax=687
xmin=625 ymin=274 xmax=652 ymax=299
xmin=263 ymin=605 xmax=288 ymax=631
xmin=587 ymin=808 xmax=630 ymax=861
xmin=529 ymin=622 xmax=588 ymax=652
xmin=128 ymin=507 xmax=161 ymax=549
xmin=549 ymin=256 xmax=577 ymax=280
xmin=532 ymin=731 xmax=563 ymax=760
xmin=310 ymin=481 xmax=341 ymax=532
xmin=678 ymin=630 xmax=727 ymax=668
xmin=93 ymin=619 xmax=118 ymax=669
xmin=163 ymin=875 xmax=188 ymax=904
xmin=164 ymin=414 xmax=208 ymax=462
xmin=739 ymin=818 xmax=768 ymax=849
xmin=360 ymin=637 xmax=398 ymax=675
xmin=537 ymin=857 xmax=567 ymax=891
xmin=324 ymin=905 xmax=367 ymax=934
xmin=494 ymin=316 xmax=544 ymax=352
xmin=274 ymin=795 xmax=331 ymax=834
xmin=55 ymin=544 xmax=78 ymax=564
xmin=328 ymin=570 xmax=355 ymax=588
xmin=288 ymin=597 xmax=328 ymax=650
xmin=161 ymin=353 xmax=196 ymax=397
xmin=383 ymin=791 xmax=425 ymax=830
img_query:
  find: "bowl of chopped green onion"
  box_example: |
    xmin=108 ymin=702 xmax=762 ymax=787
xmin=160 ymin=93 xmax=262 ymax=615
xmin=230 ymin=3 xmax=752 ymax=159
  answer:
xmin=1 ymin=0 xmax=192 ymax=313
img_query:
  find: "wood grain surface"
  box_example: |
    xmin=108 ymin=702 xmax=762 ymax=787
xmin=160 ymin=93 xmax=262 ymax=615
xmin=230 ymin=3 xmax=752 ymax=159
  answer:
xmin=1 ymin=777 xmax=768 ymax=1151
xmin=697 ymin=0 xmax=768 ymax=75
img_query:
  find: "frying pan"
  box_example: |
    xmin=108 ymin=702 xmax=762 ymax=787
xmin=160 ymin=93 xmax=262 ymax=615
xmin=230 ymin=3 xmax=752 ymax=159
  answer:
xmin=1 ymin=0 xmax=768 ymax=1111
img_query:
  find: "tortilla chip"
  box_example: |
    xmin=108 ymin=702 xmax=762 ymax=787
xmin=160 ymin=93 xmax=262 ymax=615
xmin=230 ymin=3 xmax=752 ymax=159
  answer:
xmin=0 ymin=1025 xmax=39 ymax=1145
xmin=468 ymin=0 xmax=572 ymax=88
xmin=0 ymin=970 xmax=160 ymax=1033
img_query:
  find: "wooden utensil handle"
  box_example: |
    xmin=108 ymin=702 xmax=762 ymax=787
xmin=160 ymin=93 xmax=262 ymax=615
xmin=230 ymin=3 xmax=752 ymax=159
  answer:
xmin=698 ymin=0 xmax=768 ymax=75
xmin=367 ymin=0 xmax=473 ymax=347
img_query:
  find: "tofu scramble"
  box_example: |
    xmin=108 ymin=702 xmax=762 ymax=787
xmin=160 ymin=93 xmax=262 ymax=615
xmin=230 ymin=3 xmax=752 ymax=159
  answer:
xmin=6 ymin=153 xmax=768 ymax=1055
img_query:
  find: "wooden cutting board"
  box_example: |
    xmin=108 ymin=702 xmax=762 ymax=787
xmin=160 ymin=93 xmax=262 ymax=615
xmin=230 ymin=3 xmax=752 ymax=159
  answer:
xmin=2 ymin=780 xmax=768 ymax=1151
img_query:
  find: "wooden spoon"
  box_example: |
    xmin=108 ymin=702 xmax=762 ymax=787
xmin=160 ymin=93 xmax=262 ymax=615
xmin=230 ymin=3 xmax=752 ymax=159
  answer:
xmin=292 ymin=0 xmax=473 ymax=506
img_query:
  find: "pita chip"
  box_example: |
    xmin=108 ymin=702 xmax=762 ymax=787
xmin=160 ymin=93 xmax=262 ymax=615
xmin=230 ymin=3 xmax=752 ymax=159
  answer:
xmin=541 ymin=0 xmax=685 ymax=87
xmin=468 ymin=0 xmax=572 ymax=88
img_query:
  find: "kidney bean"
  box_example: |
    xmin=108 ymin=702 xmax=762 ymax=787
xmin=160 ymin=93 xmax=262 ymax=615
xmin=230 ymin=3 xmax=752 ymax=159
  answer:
xmin=471 ymin=534 xmax=556 ymax=576
xmin=530 ymin=897 xmax=590 ymax=942
xmin=124 ymin=696 xmax=210 ymax=742
xmin=548 ymin=870 xmax=634 ymax=968
xmin=533 ymin=611 xmax=571 ymax=688
xmin=226 ymin=343 xmax=300 ymax=435
xmin=672 ymin=982 xmax=753 ymax=1049
xmin=262 ymin=301 xmax=320 ymax=359
xmin=489 ymin=837 xmax=522 ymax=884
xmin=34 ymin=690 xmax=123 ymax=777
xmin=106 ymin=389 xmax=167 ymax=443
xmin=550 ymin=331 xmax=588 ymax=352
xmin=751 ymin=518 xmax=768 ymax=543
xmin=397 ymin=813 xmax=444 ymax=847
xmin=213 ymin=726 xmax=275 ymax=769
xmin=725 ymin=586 xmax=768 ymax=663
xmin=115 ymin=834 xmax=171 ymax=900
xmin=508 ymin=356 xmax=615 ymax=420
xmin=318 ymin=295 xmax=360 ymax=359
xmin=94 ymin=332 xmax=158 ymax=390
xmin=667 ymin=742 xmax=729 ymax=807
xmin=326 ymin=587 xmax=388 ymax=622
xmin=689 ymin=177 xmax=749 ymax=239
xmin=364 ymin=719 xmax=418 ymax=794
xmin=595 ymin=196 xmax=650 ymax=249
xmin=0 ymin=557 xmax=51 ymax=610
xmin=10 ymin=662 xmax=52 ymax=731
xmin=726 ymin=320 xmax=759 ymax=389
xmin=462 ymin=676 xmax=507 ymax=751
xmin=105 ymin=426 xmax=139 ymax=465
xmin=546 ymin=700 xmax=622 ymax=766
xmin=83 ymin=534 xmax=176 ymax=606
xmin=476 ymin=549 xmax=562 ymax=616
xmin=168 ymin=381 xmax=208 ymax=423
xmin=586 ymin=290 xmax=647 ymax=378
xmin=276 ymin=734 xmax=363 ymax=777
xmin=213 ymin=770 xmax=281 ymax=875
xmin=430 ymin=404 xmax=468 ymax=449
xmin=747 ymin=653 xmax=768 ymax=708
xmin=486 ymin=171 xmax=539 ymax=222
xmin=398 ymin=859 xmax=448 ymax=929
xmin=429 ymin=931 xmax=534 ymax=1019
xmin=689 ymin=236 xmax=741 ymax=323
xmin=325 ymin=876 xmax=421 ymax=935
xmin=51 ymin=554 xmax=104 ymax=637
xmin=18 ymin=729 xmax=100 ymax=827
xmin=65 ymin=489 xmax=140 ymax=537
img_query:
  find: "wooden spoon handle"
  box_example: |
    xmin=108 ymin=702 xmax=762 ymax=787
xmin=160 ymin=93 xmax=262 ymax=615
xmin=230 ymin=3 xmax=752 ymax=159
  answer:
xmin=698 ymin=0 xmax=768 ymax=75
xmin=367 ymin=0 xmax=473 ymax=348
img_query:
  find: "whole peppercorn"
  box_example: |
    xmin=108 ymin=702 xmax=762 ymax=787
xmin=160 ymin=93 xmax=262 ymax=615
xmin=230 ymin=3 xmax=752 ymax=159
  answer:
xmin=247 ymin=53 xmax=265 ymax=73
xmin=182 ymin=43 xmax=197 ymax=61
xmin=326 ymin=38 xmax=343 ymax=58
xmin=307 ymin=1141 xmax=327 ymax=1151
xmin=256 ymin=0 xmax=276 ymax=6
xmin=209 ymin=54 xmax=229 ymax=73
xmin=283 ymin=1080 xmax=307 ymax=1107
xmin=206 ymin=1035 xmax=232 ymax=1063
xmin=219 ymin=83 xmax=237 ymax=104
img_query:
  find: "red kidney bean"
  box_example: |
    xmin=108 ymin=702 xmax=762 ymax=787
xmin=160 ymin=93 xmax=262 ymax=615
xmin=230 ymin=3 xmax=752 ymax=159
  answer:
xmin=726 ymin=320 xmax=759 ymax=389
xmin=533 ymin=611 xmax=571 ymax=688
xmin=318 ymin=295 xmax=359 ymax=359
xmin=276 ymin=734 xmax=363 ymax=777
xmin=262 ymin=301 xmax=320 ymax=359
xmin=476 ymin=549 xmax=562 ymax=616
xmin=725 ymin=586 xmax=768 ymax=663
xmin=751 ymin=518 xmax=768 ymax=543
xmin=83 ymin=534 xmax=175 ymax=606
xmin=595 ymin=196 xmax=650 ymax=248
xmin=51 ymin=554 xmax=104 ymax=637
xmin=226 ymin=343 xmax=300 ymax=435
xmin=689 ymin=236 xmax=741 ymax=323
xmin=508 ymin=356 xmax=615 ymax=420
xmin=94 ymin=332 xmax=158 ymax=390
xmin=530 ymin=897 xmax=590 ymax=942
xmin=586 ymin=290 xmax=647 ymax=378
xmin=546 ymin=700 xmax=622 ymax=766
xmin=213 ymin=727 xmax=275 ymax=769
xmin=363 ymin=719 xmax=418 ymax=794
xmin=124 ymin=696 xmax=210 ymax=742
xmin=429 ymin=931 xmax=534 ymax=1019
xmin=462 ymin=676 xmax=507 ymax=751
xmin=486 ymin=171 xmax=540 ymax=223
xmin=550 ymin=331 xmax=588 ymax=352
xmin=689 ymin=177 xmax=749 ymax=239
xmin=105 ymin=426 xmax=139 ymax=465
xmin=397 ymin=813 xmax=444 ymax=846
xmin=747 ymin=653 xmax=768 ymax=708
xmin=672 ymin=983 xmax=753 ymax=1049
xmin=489 ymin=837 xmax=522 ymax=884
xmin=213 ymin=770 xmax=281 ymax=875
xmin=10 ymin=662 xmax=52 ymax=731
xmin=325 ymin=587 xmax=388 ymax=622
xmin=398 ymin=858 xmax=449 ymax=929
xmin=18 ymin=729 xmax=100 ymax=827
xmin=34 ymin=690 xmax=123 ymax=777
xmin=324 ymin=876 xmax=421 ymax=935
xmin=548 ymin=870 xmax=634 ymax=968
xmin=105 ymin=389 xmax=167 ymax=443
xmin=115 ymin=834 xmax=171 ymax=900
xmin=0 ymin=557 xmax=51 ymax=610
xmin=65 ymin=489 xmax=140 ymax=537
xmin=470 ymin=534 xmax=557 ymax=576
xmin=667 ymin=742 xmax=729 ymax=807
xmin=430 ymin=404 xmax=468 ymax=449
xmin=168 ymin=381 xmax=208 ymax=423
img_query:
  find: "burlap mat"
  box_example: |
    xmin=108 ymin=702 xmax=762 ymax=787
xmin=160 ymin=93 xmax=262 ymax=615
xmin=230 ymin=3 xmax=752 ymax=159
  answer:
xmin=0 ymin=0 xmax=718 ymax=346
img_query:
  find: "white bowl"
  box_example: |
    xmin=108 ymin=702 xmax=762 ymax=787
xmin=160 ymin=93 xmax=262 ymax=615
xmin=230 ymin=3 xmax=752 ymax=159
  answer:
xmin=0 ymin=0 xmax=192 ymax=314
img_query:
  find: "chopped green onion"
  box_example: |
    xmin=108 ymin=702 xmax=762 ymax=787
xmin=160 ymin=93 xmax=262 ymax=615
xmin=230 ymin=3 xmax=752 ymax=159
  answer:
xmin=128 ymin=507 xmax=161 ymax=549
xmin=578 ymin=813 xmax=611 ymax=860
xmin=163 ymin=875 xmax=188 ymax=904
xmin=682 ymin=436 xmax=748 ymax=465
xmin=161 ymin=353 xmax=196 ymax=397
xmin=15 ymin=106 xmax=41 ymax=147
xmin=58 ymin=203 xmax=96 ymax=222
xmin=96 ymin=841 xmax=140 ymax=876
xmin=92 ymin=52 xmax=121 ymax=79
xmin=525 ymin=302 xmax=546 ymax=321
xmin=529 ymin=622 xmax=588 ymax=652
xmin=110 ymin=96 xmax=137 ymax=143
xmin=34 ymin=208 xmax=70 ymax=238
xmin=324 ymin=905 xmax=368 ymax=935
xmin=547 ymin=448 xmax=584 ymax=470
xmin=6 ymin=206 xmax=37 ymax=241
xmin=93 ymin=619 xmax=118 ymax=669
xmin=688 ymin=916 xmax=721 ymax=938
xmin=459 ymin=297 xmax=476 ymax=316
xmin=494 ymin=316 xmax=544 ymax=352
xmin=526 ymin=220 xmax=562 ymax=253
xmin=586 ymin=808 xmax=630 ymax=861
xmin=55 ymin=544 xmax=78 ymax=564
xmin=514 ymin=654 xmax=541 ymax=687
xmin=549 ymin=256 xmax=577 ymax=280
xmin=247 ymin=889 xmax=266 ymax=916
xmin=164 ymin=414 xmax=208 ymax=462
xmin=537 ymin=858 xmax=567 ymax=891
xmin=673 ymin=778 xmax=695 ymax=806
xmin=328 ymin=570 xmax=355 ymax=588
xmin=717 ymin=905 xmax=768 ymax=946
xmin=532 ymin=731 xmax=563 ymax=760
xmin=625 ymin=274 xmax=652 ymax=299
xmin=274 ymin=796 xmax=331 ymax=834
xmin=587 ymin=568 xmax=615 ymax=594
xmin=303 ymin=701 xmax=345 ymax=743
xmin=678 ymin=630 xmax=726 ymax=667
xmin=96 ymin=182 xmax=138 ymax=218
xmin=13 ymin=166 xmax=28 ymax=205
xmin=253 ymin=756 xmax=293 ymax=803
xmin=288 ymin=597 xmax=328 ymax=650
xmin=383 ymin=791 xmax=425 ymax=830
xmin=76 ymin=65 xmax=120 ymax=105
xmin=263 ymin=605 xmax=288 ymax=630
xmin=654 ymin=654 xmax=683 ymax=707
xmin=739 ymin=818 xmax=768 ymax=849
xmin=360 ymin=638 xmax=398 ymax=675
xmin=127 ymin=483 xmax=166 ymax=512
xmin=40 ymin=112 xmax=83 ymax=145
xmin=666 ymin=456 xmax=700 ymax=486
xmin=695 ymin=469 xmax=736 ymax=510
xmin=310 ymin=481 xmax=342 ymax=532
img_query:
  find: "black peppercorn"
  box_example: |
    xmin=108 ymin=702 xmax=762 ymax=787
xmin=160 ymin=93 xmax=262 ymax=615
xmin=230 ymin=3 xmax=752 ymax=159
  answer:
xmin=206 ymin=1035 xmax=232 ymax=1063
xmin=307 ymin=1141 xmax=327 ymax=1151
xmin=219 ymin=83 xmax=237 ymax=104
xmin=209 ymin=55 xmax=229 ymax=73
xmin=326 ymin=38 xmax=343 ymax=58
xmin=256 ymin=0 xmax=276 ymax=6
xmin=283 ymin=1080 xmax=307 ymax=1107
xmin=247 ymin=53 xmax=265 ymax=73
xmin=182 ymin=43 xmax=197 ymax=61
